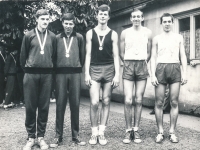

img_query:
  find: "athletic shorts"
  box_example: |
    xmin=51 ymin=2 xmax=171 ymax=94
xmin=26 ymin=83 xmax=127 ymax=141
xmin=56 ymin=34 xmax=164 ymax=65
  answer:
xmin=156 ymin=63 xmax=181 ymax=85
xmin=90 ymin=63 xmax=115 ymax=83
xmin=122 ymin=60 xmax=149 ymax=81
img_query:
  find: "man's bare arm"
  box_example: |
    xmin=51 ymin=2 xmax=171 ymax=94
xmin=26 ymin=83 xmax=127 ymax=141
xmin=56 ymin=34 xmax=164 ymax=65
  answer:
xmin=150 ymin=36 xmax=159 ymax=86
xmin=119 ymin=30 xmax=126 ymax=63
xmin=112 ymin=31 xmax=120 ymax=88
xmin=85 ymin=30 xmax=92 ymax=87
xmin=179 ymin=35 xmax=187 ymax=85
xmin=147 ymin=29 xmax=152 ymax=62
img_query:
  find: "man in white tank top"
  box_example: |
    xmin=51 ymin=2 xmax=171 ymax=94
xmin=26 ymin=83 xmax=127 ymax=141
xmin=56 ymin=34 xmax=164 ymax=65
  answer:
xmin=120 ymin=9 xmax=152 ymax=144
xmin=150 ymin=13 xmax=187 ymax=143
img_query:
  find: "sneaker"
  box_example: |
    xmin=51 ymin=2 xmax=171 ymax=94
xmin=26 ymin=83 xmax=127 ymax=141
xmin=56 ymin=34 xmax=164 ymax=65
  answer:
xmin=89 ymin=135 xmax=98 ymax=145
xmin=155 ymin=133 xmax=164 ymax=143
xmin=72 ymin=137 xmax=86 ymax=146
xmin=133 ymin=130 xmax=142 ymax=143
xmin=98 ymin=135 xmax=107 ymax=145
xmin=38 ymin=137 xmax=49 ymax=150
xmin=49 ymin=138 xmax=62 ymax=148
xmin=169 ymin=133 xmax=179 ymax=143
xmin=122 ymin=131 xmax=132 ymax=144
xmin=0 ymin=103 xmax=4 ymax=108
xmin=4 ymin=105 xmax=8 ymax=111
xmin=50 ymin=98 xmax=56 ymax=103
xmin=23 ymin=138 xmax=35 ymax=150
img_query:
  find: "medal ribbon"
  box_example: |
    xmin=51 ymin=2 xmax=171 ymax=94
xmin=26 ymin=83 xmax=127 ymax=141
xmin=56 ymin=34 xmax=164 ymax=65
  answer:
xmin=0 ymin=51 xmax=5 ymax=62
xmin=97 ymin=33 xmax=105 ymax=48
xmin=35 ymin=28 xmax=47 ymax=52
xmin=63 ymin=37 xmax=73 ymax=55
xmin=10 ymin=53 xmax=16 ymax=65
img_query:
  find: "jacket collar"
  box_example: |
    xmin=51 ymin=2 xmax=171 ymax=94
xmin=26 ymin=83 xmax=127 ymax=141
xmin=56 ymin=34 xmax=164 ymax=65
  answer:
xmin=60 ymin=30 xmax=76 ymax=38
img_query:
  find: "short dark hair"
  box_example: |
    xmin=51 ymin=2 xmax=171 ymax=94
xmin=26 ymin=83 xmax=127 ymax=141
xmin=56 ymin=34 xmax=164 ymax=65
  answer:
xmin=131 ymin=9 xmax=143 ymax=18
xmin=61 ymin=13 xmax=75 ymax=22
xmin=97 ymin=4 xmax=111 ymax=16
xmin=35 ymin=9 xmax=49 ymax=19
xmin=160 ymin=13 xmax=174 ymax=24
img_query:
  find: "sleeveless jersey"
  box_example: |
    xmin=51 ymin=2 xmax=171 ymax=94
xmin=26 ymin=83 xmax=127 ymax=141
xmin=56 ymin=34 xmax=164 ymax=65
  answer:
xmin=157 ymin=34 xmax=180 ymax=63
xmin=90 ymin=29 xmax=114 ymax=65
xmin=124 ymin=27 xmax=148 ymax=60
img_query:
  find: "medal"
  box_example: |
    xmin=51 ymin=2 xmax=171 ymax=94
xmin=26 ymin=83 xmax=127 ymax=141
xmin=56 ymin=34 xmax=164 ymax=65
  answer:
xmin=99 ymin=46 xmax=103 ymax=50
xmin=66 ymin=53 xmax=69 ymax=57
xmin=63 ymin=37 xmax=73 ymax=58
xmin=35 ymin=28 xmax=47 ymax=55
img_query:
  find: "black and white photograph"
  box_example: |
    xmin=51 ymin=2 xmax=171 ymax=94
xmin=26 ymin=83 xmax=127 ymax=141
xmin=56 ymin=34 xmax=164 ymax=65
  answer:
xmin=0 ymin=0 xmax=200 ymax=150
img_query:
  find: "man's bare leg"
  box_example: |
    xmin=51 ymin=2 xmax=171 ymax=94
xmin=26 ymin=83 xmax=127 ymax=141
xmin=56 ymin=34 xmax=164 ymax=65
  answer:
xmin=169 ymin=82 xmax=180 ymax=133
xmin=123 ymin=79 xmax=134 ymax=130
xmin=89 ymin=80 xmax=101 ymax=127
xmin=100 ymin=82 xmax=112 ymax=126
xmin=155 ymin=84 xmax=166 ymax=134
xmin=134 ymin=79 xmax=147 ymax=127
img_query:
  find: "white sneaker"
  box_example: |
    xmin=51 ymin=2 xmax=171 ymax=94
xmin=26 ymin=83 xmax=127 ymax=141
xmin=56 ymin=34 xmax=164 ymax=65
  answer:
xmin=89 ymin=135 xmax=98 ymax=145
xmin=98 ymin=135 xmax=108 ymax=145
xmin=23 ymin=138 xmax=35 ymax=150
xmin=38 ymin=137 xmax=49 ymax=150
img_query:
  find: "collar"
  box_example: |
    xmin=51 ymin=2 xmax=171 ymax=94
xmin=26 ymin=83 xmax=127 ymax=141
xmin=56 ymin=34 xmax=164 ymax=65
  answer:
xmin=60 ymin=31 xmax=76 ymax=38
xmin=35 ymin=28 xmax=48 ymax=34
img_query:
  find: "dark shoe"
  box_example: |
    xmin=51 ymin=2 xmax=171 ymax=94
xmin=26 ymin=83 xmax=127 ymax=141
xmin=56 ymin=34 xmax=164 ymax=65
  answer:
xmin=169 ymin=133 xmax=179 ymax=143
xmin=149 ymin=110 xmax=155 ymax=115
xmin=155 ymin=133 xmax=164 ymax=143
xmin=72 ymin=138 xmax=86 ymax=146
xmin=123 ymin=131 xmax=132 ymax=144
xmin=50 ymin=138 xmax=63 ymax=148
xmin=133 ymin=130 xmax=142 ymax=143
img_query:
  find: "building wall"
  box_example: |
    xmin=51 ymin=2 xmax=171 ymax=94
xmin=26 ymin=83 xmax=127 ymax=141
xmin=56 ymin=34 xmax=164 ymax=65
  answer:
xmin=81 ymin=0 xmax=200 ymax=115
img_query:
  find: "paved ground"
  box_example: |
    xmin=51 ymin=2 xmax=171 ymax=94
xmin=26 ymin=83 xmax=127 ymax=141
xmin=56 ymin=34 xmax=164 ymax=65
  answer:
xmin=0 ymin=96 xmax=200 ymax=150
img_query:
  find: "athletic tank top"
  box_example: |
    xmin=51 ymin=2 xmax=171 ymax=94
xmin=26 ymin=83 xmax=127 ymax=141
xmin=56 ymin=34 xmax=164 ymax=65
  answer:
xmin=157 ymin=34 xmax=180 ymax=63
xmin=124 ymin=28 xmax=148 ymax=60
xmin=90 ymin=29 xmax=114 ymax=65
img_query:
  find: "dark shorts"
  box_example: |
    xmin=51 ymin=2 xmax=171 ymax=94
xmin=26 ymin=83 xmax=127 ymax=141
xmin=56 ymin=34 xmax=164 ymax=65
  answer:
xmin=156 ymin=63 xmax=181 ymax=85
xmin=122 ymin=60 xmax=149 ymax=81
xmin=90 ymin=63 xmax=115 ymax=83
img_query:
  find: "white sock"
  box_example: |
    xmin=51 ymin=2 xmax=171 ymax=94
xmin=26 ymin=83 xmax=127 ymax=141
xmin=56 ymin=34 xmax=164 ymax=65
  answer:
xmin=133 ymin=127 xmax=139 ymax=131
xmin=99 ymin=125 xmax=106 ymax=135
xmin=91 ymin=127 xmax=98 ymax=136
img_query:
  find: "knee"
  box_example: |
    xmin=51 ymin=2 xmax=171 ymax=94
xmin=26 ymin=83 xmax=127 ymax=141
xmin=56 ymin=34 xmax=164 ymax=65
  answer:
xmin=170 ymin=99 xmax=178 ymax=108
xmin=102 ymin=96 xmax=111 ymax=106
xmin=135 ymin=97 xmax=142 ymax=106
xmin=91 ymin=100 xmax=99 ymax=109
xmin=124 ymin=97 xmax=133 ymax=106
xmin=155 ymin=100 xmax=164 ymax=109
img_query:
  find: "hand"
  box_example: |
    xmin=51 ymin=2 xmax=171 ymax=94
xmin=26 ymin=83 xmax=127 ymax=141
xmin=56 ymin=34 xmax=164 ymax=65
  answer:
xmin=85 ymin=74 xmax=92 ymax=87
xmin=111 ymin=75 xmax=119 ymax=89
xmin=151 ymin=76 xmax=159 ymax=86
xmin=181 ymin=75 xmax=187 ymax=85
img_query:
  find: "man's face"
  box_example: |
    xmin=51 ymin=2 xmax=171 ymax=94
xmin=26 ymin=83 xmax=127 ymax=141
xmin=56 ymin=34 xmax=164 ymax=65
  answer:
xmin=36 ymin=15 xmax=50 ymax=30
xmin=96 ymin=10 xmax=110 ymax=24
xmin=162 ymin=16 xmax=173 ymax=32
xmin=62 ymin=20 xmax=75 ymax=33
xmin=130 ymin=11 xmax=144 ymax=27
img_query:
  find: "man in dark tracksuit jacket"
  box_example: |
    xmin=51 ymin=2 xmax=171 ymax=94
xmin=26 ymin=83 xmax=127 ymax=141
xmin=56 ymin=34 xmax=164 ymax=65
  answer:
xmin=20 ymin=9 xmax=56 ymax=150
xmin=0 ymin=43 xmax=6 ymax=107
xmin=50 ymin=13 xmax=86 ymax=148
xmin=4 ymin=50 xmax=18 ymax=109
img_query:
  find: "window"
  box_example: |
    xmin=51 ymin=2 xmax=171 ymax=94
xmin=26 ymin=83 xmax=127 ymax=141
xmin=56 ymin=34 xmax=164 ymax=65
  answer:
xmin=174 ymin=9 xmax=200 ymax=62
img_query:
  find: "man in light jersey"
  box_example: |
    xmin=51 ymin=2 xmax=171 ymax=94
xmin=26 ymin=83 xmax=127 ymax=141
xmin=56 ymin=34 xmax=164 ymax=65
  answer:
xmin=85 ymin=4 xmax=120 ymax=146
xmin=150 ymin=13 xmax=187 ymax=143
xmin=120 ymin=9 xmax=152 ymax=144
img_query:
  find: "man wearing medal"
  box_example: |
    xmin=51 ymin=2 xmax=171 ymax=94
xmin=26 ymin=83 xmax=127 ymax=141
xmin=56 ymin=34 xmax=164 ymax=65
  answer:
xmin=20 ymin=9 xmax=56 ymax=150
xmin=49 ymin=13 xmax=86 ymax=148
xmin=120 ymin=9 xmax=152 ymax=144
xmin=85 ymin=4 xmax=120 ymax=145
xmin=150 ymin=13 xmax=187 ymax=143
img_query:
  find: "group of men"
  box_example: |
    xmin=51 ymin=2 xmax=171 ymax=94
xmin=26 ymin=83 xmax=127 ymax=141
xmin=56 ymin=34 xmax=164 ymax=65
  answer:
xmin=21 ymin=4 xmax=187 ymax=150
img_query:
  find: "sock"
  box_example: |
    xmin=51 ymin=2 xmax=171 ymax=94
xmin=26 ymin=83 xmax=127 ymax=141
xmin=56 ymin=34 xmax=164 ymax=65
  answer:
xmin=133 ymin=127 xmax=139 ymax=131
xmin=91 ymin=127 xmax=98 ymax=136
xmin=126 ymin=128 xmax=132 ymax=133
xmin=99 ymin=125 xmax=106 ymax=135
